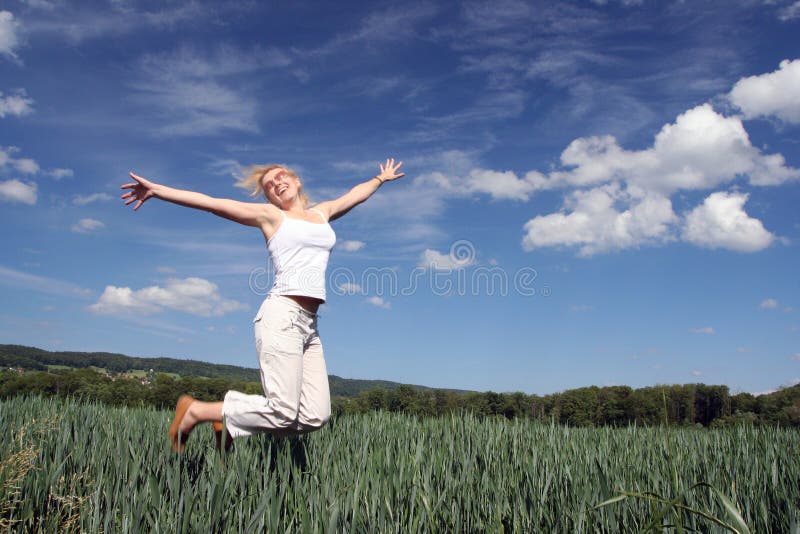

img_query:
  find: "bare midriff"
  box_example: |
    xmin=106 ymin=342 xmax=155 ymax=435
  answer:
xmin=285 ymin=295 xmax=322 ymax=314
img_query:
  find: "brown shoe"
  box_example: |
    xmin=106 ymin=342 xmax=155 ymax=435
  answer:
xmin=168 ymin=394 xmax=195 ymax=453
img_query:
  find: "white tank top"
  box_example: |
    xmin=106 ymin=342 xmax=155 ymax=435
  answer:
xmin=267 ymin=208 xmax=336 ymax=302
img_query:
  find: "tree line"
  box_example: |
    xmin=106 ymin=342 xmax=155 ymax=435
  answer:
xmin=0 ymin=344 xmax=452 ymax=397
xmin=2 ymin=367 xmax=798 ymax=427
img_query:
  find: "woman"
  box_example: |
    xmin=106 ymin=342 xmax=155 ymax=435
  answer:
xmin=121 ymin=158 xmax=404 ymax=453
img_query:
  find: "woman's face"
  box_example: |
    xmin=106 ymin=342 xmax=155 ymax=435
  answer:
xmin=261 ymin=168 xmax=301 ymax=207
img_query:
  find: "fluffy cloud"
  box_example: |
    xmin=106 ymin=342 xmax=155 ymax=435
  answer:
xmin=415 ymin=99 xmax=795 ymax=256
xmin=515 ymin=105 xmax=795 ymax=255
xmin=338 ymin=240 xmax=365 ymax=252
xmin=728 ymin=59 xmax=800 ymax=123
xmin=0 ymin=89 xmax=33 ymax=117
xmin=366 ymin=296 xmax=391 ymax=309
xmin=545 ymin=104 xmax=798 ymax=191
xmin=0 ymin=11 xmax=21 ymax=61
xmin=0 ymin=179 xmax=37 ymax=204
xmin=760 ymin=298 xmax=779 ymax=310
xmin=71 ymin=218 xmax=105 ymax=233
xmin=682 ymin=192 xmax=774 ymax=252
xmin=337 ymin=282 xmax=362 ymax=294
xmin=0 ymin=146 xmax=40 ymax=174
xmin=89 ymin=277 xmax=247 ymax=317
xmin=522 ymin=184 xmax=677 ymax=256
xmin=48 ymin=168 xmax=73 ymax=180
xmin=418 ymin=243 xmax=477 ymax=270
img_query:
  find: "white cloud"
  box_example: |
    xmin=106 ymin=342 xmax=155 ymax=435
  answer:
xmin=337 ymin=282 xmax=362 ymax=294
xmin=0 ymin=89 xmax=33 ymax=117
xmin=418 ymin=244 xmax=477 ymax=270
xmin=522 ymin=183 xmax=677 ymax=256
xmin=418 ymin=168 xmax=546 ymax=201
xmin=522 ymin=125 xmax=784 ymax=255
xmin=71 ymin=218 xmax=105 ymax=233
xmin=779 ymin=2 xmax=800 ymax=21
xmin=90 ymin=286 xmax=160 ymax=315
xmin=89 ymin=277 xmax=247 ymax=317
xmin=338 ymin=240 xmax=365 ymax=252
xmin=691 ymin=370 xmax=702 ymax=377
xmin=13 ymin=158 xmax=38 ymax=174
xmin=424 ymin=102 xmax=798 ymax=211
xmin=366 ymin=296 xmax=391 ymax=309
xmin=48 ymin=168 xmax=73 ymax=180
xmin=207 ymin=158 xmax=244 ymax=177
xmin=72 ymin=193 xmax=111 ymax=206
xmin=0 ymin=146 xmax=40 ymax=174
xmin=0 ymin=11 xmax=21 ymax=61
xmin=682 ymin=191 xmax=774 ymax=252
xmin=0 ymin=179 xmax=37 ymax=204
xmin=544 ymin=104 xmax=798 ymax=191
xmin=689 ymin=326 xmax=715 ymax=335
xmin=760 ymin=298 xmax=779 ymax=310
xmin=413 ymin=100 xmax=794 ymax=256
xmin=728 ymin=59 xmax=800 ymax=123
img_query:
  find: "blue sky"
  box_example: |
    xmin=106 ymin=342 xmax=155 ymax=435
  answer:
xmin=1 ymin=0 xmax=799 ymax=395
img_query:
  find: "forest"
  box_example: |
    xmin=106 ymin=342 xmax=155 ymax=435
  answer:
xmin=2 ymin=344 xmax=798 ymax=427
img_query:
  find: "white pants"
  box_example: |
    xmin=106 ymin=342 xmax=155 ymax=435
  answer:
xmin=222 ymin=295 xmax=331 ymax=439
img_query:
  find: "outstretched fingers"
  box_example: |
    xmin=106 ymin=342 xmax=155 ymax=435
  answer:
xmin=120 ymin=172 xmax=152 ymax=211
xmin=377 ymin=158 xmax=404 ymax=181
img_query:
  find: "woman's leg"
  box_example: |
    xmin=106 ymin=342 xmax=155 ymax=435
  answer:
xmin=222 ymin=297 xmax=306 ymax=438
xmin=169 ymin=396 xmax=225 ymax=453
xmin=294 ymin=334 xmax=331 ymax=432
xmin=179 ymin=400 xmax=223 ymax=434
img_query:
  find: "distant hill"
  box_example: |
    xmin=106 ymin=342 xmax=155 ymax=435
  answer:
xmin=0 ymin=344 xmax=463 ymax=397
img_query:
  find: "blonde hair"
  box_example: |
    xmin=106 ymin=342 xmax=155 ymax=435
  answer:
xmin=235 ymin=164 xmax=310 ymax=207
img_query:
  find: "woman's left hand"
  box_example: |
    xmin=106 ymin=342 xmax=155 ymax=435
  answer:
xmin=377 ymin=158 xmax=404 ymax=182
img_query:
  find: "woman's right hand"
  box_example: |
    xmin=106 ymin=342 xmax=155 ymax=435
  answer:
xmin=121 ymin=172 xmax=157 ymax=211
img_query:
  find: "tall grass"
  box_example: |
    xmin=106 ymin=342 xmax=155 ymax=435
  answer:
xmin=1 ymin=395 xmax=798 ymax=532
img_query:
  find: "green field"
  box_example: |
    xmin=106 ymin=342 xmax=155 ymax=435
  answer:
xmin=1 ymin=396 xmax=798 ymax=532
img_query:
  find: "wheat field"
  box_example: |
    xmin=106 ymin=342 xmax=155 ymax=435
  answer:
xmin=1 ymin=395 xmax=798 ymax=532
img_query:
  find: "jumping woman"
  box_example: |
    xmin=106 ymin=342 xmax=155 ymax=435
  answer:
xmin=121 ymin=158 xmax=404 ymax=453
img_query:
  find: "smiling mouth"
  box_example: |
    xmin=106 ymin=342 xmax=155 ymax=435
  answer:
xmin=276 ymin=185 xmax=288 ymax=195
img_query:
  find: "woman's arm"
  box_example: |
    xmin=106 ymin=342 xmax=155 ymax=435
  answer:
xmin=121 ymin=172 xmax=276 ymax=228
xmin=315 ymin=159 xmax=404 ymax=222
